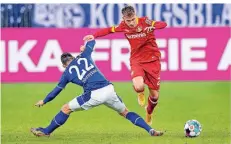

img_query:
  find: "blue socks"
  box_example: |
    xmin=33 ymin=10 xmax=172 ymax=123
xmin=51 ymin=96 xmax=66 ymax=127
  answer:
xmin=43 ymin=111 xmax=69 ymax=134
xmin=126 ymin=112 xmax=152 ymax=133
xmin=41 ymin=111 xmax=152 ymax=135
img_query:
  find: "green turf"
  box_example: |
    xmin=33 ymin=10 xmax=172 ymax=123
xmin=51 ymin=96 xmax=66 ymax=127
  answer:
xmin=1 ymin=82 xmax=230 ymax=144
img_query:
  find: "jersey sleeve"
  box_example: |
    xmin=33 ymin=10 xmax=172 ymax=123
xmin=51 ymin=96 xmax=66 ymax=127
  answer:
xmin=111 ymin=22 xmax=125 ymax=32
xmin=144 ymin=16 xmax=167 ymax=29
xmin=57 ymin=73 xmax=69 ymax=89
xmin=81 ymin=40 xmax=96 ymax=57
xmin=93 ymin=22 xmax=124 ymax=38
xmin=43 ymin=74 xmax=69 ymax=104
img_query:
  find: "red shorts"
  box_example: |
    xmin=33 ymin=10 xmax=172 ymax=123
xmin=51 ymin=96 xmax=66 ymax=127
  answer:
xmin=130 ymin=60 xmax=161 ymax=90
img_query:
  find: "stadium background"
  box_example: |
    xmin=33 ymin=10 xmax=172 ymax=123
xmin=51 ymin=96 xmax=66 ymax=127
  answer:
xmin=1 ymin=3 xmax=231 ymax=144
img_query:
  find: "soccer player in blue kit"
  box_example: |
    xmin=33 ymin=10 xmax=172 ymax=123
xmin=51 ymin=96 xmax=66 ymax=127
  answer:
xmin=30 ymin=40 xmax=163 ymax=137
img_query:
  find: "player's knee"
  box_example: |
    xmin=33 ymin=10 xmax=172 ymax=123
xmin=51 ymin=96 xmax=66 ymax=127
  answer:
xmin=133 ymin=82 xmax=144 ymax=93
xmin=61 ymin=104 xmax=72 ymax=114
xmin=134 ymin=85 xmax=144 ymax=93
xmin=150 ymin=94 xmax=159 ymax=101
xmin=149 ymin=90 xmax=159 ymax=100
xmin=120 ymin=108 xmax=129 ymax=117
xmin=133 ymin=77 xmax=144 ymax=93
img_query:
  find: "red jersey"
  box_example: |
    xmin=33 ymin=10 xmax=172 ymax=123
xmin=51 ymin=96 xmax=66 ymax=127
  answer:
xmin=93 ymin=17 xmax=167 ymax=64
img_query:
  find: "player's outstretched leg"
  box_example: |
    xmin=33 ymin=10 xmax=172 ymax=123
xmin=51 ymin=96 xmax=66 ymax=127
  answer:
xmin=145 ymin=88 xmax=159 ymax=125
xmin=121 ymin=108 xmax=163 ymax=136
xmin=132 ymin=76 xmax=145 ymax=107
xmin=30 ymin=104 xmax=72 ymax=137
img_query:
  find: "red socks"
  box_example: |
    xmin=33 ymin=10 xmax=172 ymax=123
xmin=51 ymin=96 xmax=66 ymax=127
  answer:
xmin=147 ymin=96 xmax=158 ymax=114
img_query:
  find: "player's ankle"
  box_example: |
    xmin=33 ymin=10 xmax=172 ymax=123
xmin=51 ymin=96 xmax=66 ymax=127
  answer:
xmin=149 ymin=129 xmax=155 ymax=135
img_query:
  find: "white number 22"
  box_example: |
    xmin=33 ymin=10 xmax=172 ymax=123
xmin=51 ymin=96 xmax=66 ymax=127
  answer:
xmin=69 ymin=58 xmax=94 ymax=80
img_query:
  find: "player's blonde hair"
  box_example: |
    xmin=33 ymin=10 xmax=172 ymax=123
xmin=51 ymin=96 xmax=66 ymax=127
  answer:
xmin=121 ymin=5 xmax=135 ymax=17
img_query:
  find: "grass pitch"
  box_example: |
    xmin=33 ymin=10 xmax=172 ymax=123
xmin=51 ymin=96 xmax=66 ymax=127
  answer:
xmin=1 ymin=82 xmax=230 ymax=144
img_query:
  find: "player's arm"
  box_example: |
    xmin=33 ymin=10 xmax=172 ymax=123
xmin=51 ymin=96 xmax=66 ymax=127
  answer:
xmin=144 ymin=17 xmax=167 ymax=30
xmin=35 ymin=74 xmax=69 ymax=107
xmin=152 ymin=21 xmax=167 ymax=29
xmin=93 ymin=25 xmax=123 ymax=38
xmin=81 ymin=40 xmax=96 ymax=57
xmin=83 ymin=23 xmax=124 ymax=41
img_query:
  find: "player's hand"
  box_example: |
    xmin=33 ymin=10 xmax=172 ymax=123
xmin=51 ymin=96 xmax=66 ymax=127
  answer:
xmin=80 ymin=45 xmax=85 ymax=52
xmin=35 ymin=100 xmax=45 ymax=107
xmin=83 ymin=35 xmax=94 ymax=41
xmin=144 ymin=26 xmax=155 ymax=33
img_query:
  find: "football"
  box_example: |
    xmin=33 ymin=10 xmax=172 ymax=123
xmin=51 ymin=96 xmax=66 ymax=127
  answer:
xmin=184 ymin=120 xmax=202 ymax=137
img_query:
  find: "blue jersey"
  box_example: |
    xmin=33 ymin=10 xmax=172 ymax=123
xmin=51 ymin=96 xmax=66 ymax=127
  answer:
xmin=43 ymin=40 xmax=110 ymax=104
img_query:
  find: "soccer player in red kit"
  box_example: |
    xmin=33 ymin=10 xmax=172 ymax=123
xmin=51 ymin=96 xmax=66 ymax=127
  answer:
xmin=83 ymin=5 xmax=167 ymax=125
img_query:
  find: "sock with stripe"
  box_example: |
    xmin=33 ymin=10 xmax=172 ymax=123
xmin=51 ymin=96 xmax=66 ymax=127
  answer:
xmin=147 ymin=96 xmax=158 ymax=114
xmin=43 ymin=111 xmax=69 ymax=134
xmin=126 ymin=112 xmax=153 ymax=133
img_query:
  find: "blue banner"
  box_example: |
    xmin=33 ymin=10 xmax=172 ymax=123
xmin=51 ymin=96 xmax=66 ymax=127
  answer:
xmin=1 ymin=4 xmax=231 ymax=28
xmin=32 ymin=4 xmax=231 ymax=28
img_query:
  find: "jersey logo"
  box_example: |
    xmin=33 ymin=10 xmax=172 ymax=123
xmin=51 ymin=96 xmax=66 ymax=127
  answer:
xmin=69 ymin=58 xmax=95 ymax=80
xmin=145 ymin=18 xmax=152 ymax=25
xmin=126 ymin=33 xmax=146 ymax=39
xmin=136 ymin=26 xmax=142 ymax=32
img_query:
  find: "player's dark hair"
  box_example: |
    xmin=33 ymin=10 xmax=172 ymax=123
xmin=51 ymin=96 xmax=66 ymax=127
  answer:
xmin=61 ymin=52 xmax=74 ymax=65
xmin=122 ymin=5 xmax=135 ymax=17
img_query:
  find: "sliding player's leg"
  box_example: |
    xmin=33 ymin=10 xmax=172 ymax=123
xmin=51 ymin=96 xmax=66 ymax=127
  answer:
xmin=104 ymin=89 xmax=163 ymax=136
xmin=30 ymin=92 xmax=92 ymax=137
xmin=121 ymin=108 xmax=163 ymax=136
xmin=30 ymin=103 xmax=73 ymax=137
xmin=31 ymin=85 xmax=120 ymax=137
xmin=131 ymin=63 xmax=146 ymax=107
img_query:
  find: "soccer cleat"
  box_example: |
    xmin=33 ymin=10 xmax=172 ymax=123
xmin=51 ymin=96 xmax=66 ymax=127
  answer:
xmin=30 ymin=127 xmax=50 ymax=137
xmin=149 ymin=129 xmax=164 ymax=136
xmin=137 ymin=92 xmax=145 ymax=107
xmin=145 ymin=106 xmax=152 ymax=125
